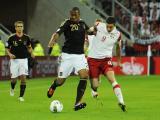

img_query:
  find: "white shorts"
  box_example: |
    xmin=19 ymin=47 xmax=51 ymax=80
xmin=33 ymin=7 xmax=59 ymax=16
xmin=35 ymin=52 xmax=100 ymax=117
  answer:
xmin=10 ymin=58 xmax=28 ymax=78
xmin=58 ymin=53 xmax=88 ymax=78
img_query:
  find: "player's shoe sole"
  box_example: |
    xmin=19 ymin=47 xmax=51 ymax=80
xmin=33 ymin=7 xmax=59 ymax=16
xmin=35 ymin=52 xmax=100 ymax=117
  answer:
xmin=47 ymin=88 xmax=54 ymax=98
xmin=118 ymin=103 xmax=126 ymax=112
xmin=74 ymin=102 xmax=87 ymax=111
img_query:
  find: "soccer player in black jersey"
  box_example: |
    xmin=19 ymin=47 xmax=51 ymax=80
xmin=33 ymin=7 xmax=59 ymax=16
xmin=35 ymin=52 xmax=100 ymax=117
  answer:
xmin=5 ymin=21 xmax=34 ymax=102
xmin=47 ymin=7 xmax=91 ymax=111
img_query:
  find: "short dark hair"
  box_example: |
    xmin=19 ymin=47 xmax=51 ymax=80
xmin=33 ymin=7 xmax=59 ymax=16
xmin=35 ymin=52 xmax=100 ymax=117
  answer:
xmin=71 ymin=7 xmax=80 ymax=13
xmin=106 ymin=17 xmax=116 ymax=24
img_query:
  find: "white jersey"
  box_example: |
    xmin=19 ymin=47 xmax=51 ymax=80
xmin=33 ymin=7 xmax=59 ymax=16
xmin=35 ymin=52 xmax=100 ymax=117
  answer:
xmin=88 ymin=22 xmax=121 ymax=59
xmin=87 ymin=35 xmax=94 ymax=51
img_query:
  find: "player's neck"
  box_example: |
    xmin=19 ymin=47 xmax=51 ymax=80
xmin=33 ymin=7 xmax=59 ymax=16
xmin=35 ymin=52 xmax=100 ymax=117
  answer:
xmin=16 ymin=32 xmax=23 ymax=37
xmin=70 ymin=18 xmax=80 ymax=23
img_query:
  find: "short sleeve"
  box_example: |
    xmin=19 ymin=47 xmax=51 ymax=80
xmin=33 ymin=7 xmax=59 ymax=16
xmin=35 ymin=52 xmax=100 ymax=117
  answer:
xmin=56 ymin=19 xmax=68 ymax=35
xmin=5 ymin=37 xmax=12 ymax=49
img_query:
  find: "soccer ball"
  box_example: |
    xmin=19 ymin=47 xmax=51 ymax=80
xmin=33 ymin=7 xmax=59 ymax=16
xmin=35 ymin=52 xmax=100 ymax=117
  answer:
xmin=50 ymin=100 xmax=63 ymax=113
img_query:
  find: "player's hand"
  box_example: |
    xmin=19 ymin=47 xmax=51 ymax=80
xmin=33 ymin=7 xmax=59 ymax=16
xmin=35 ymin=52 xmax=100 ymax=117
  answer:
xmin=48 ymin=33 xmax=59 ymax=47
xmin=48 ymin=47 xmax=52 ymax=55
xmin=31 ymin=53 xmax=35 ymax=59
xmin=48 ymin=39 xmax=56 ymax=47
xmin=9 ymin=53 xmax=16 ymax=59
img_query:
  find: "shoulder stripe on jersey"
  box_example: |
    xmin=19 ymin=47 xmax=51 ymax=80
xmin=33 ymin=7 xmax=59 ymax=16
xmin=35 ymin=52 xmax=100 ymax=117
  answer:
xmin=24 ymin=34 xmax=31 ymax=38
xmin=8 ymin=33 xmax=16 ymax=38
xmin=60 ymin=19 xmax=69 ymax=27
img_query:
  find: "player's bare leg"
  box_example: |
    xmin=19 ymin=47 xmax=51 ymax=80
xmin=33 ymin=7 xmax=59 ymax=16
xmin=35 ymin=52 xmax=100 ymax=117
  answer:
xmin=90 ymin=78 xmax=99 ymax=98
xmin=10 ymin=78 xmax=17 ymax=96
xmin=19 ymin=75 xmax=26 ymax=102
xmin=74 ymin=69 xmax=88 ymax=111
xmin=47 ymin=78 xmax=66 ymax=98
xmin=105 ymin=70 xmax=126 ymax=112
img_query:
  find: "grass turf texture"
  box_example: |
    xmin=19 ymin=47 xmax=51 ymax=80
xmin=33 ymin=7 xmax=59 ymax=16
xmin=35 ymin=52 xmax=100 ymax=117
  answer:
xmin=0 ymin=75 xmax=160 ymax=120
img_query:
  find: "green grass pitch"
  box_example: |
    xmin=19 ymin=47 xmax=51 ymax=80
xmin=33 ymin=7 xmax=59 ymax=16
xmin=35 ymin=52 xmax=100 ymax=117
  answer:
xmin=0 ymin=75 xmax=160 ymax=120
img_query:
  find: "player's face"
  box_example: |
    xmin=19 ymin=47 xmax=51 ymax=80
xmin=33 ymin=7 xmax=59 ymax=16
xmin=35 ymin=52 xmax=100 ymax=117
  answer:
xmin=70 ymin=10 xmax=80 ymax=22
xmin=15 ymin=23 xmax=24 ymax=33
xmin=107 ymin=24 xmax=115 ymax=33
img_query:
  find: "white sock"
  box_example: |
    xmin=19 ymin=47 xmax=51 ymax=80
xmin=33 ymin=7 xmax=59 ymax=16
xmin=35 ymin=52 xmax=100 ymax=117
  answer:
xmin=112 ymin=81 xmax=124 ymax=104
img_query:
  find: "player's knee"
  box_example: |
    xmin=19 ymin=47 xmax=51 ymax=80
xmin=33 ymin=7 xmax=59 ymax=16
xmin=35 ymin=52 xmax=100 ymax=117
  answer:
xmin=11 ymin=79 xmax=17 ymax=83
xmin=21 ymin=80 xmax=26 ymax=85
xmin=79 ymin=69 xmax=89 ymax=79
xmin=80 ymin=73 xmax=88 ymax=79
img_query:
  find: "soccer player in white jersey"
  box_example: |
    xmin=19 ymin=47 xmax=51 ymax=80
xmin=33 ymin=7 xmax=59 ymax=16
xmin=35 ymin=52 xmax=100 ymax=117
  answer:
xmin=87 ymin=17 xmax=126 ymax=112
xmin=84 ymin=19 xmax=102 ymax=56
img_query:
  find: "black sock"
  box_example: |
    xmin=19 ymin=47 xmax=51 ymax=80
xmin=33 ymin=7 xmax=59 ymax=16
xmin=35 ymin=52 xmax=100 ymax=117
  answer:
xmin=75 ymin=80 xmax=87 ymax=105
xmin=91 ymin=86 xmax=97 ymax=92
xmin=20 ymin=84 xmax=26 ymax=97
xmin=92 ymin=88 xmax=97 ymax=92
xmin=11 ymin=81 xmax=16 ymax=89
xmin=50 ymin=80 xmax=59 ymax=90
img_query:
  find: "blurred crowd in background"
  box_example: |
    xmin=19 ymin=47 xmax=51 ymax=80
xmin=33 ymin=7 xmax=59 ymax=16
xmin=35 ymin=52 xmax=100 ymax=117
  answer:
xmin=93 ymin=0 xmax=160 ymax=56
xmin=94 ymin=0 xmax=160 ymax=37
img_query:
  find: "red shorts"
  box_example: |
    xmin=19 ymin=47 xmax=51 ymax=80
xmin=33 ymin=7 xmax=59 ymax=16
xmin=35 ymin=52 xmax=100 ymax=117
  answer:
xmin=87 ymin=57 xmax=113 ymax=79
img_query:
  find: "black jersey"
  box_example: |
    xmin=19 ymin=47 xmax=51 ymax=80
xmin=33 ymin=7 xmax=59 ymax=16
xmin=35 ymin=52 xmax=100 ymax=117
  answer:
xmin=6 ymin=34 xmax=31 ymax=59
xmin=56 ymin=19 xmax=89 ymax=54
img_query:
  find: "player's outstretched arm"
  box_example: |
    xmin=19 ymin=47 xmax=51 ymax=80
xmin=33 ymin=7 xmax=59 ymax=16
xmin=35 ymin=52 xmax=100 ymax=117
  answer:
xmin=87 ymin=26 xmax=97 ymax=35
xmin=48 ymin=19 xmax=67 ymax=48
